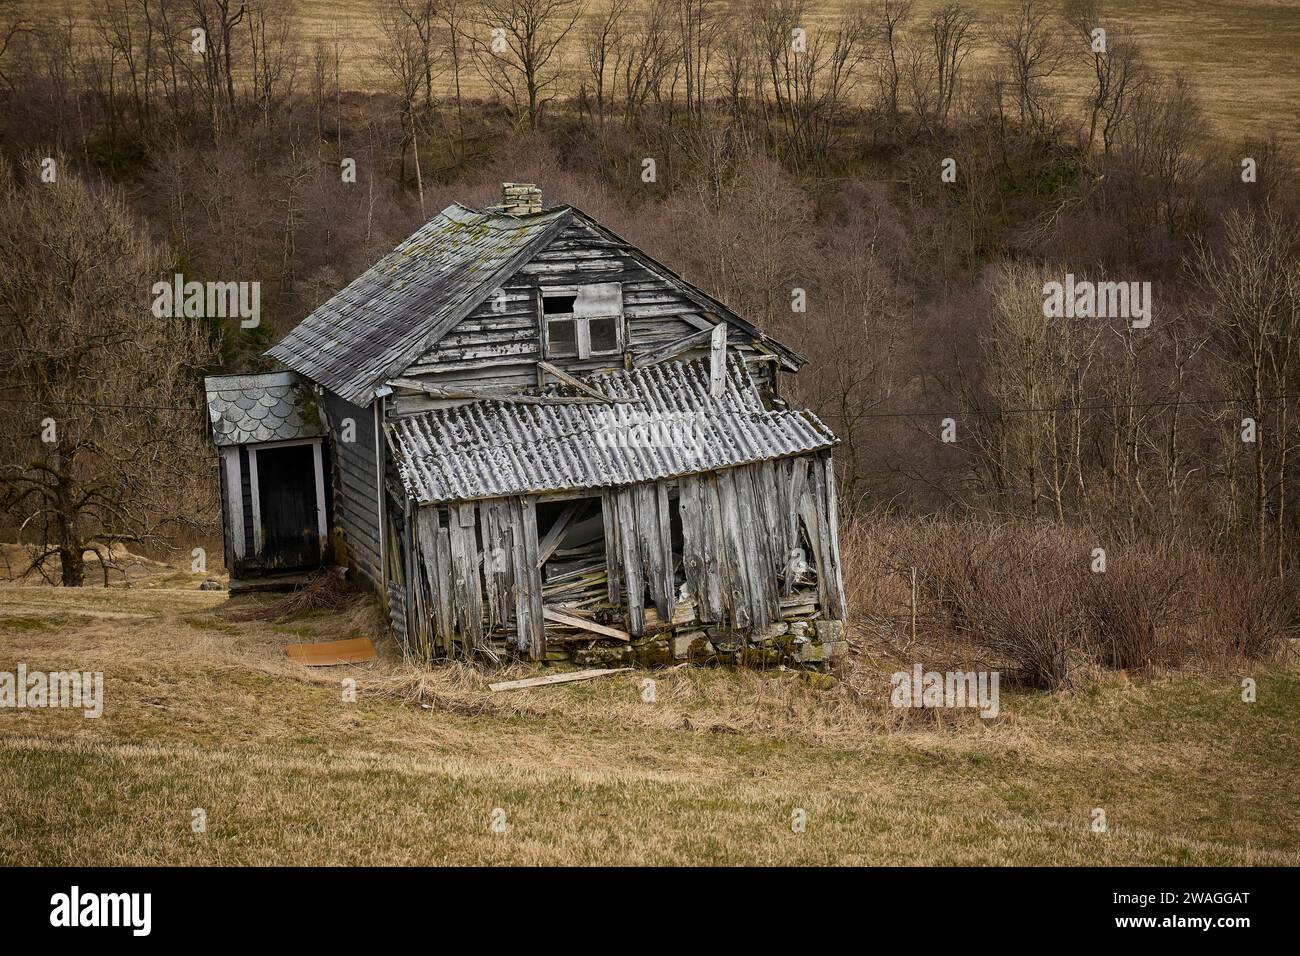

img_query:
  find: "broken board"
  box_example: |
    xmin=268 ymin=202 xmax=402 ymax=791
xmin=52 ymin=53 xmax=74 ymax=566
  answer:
xmin=489 ymin=667 xmax=631 ymax=692
xmin=285 ymin=637 xmax=377 ymax=666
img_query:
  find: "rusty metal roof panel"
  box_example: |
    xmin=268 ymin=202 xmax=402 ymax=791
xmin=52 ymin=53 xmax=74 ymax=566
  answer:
xmin=204 ymin=371 xmax=323 ymax=447
xmin=266 ymin=203 xmax=572 ymax=406
xmin=389 ymin=356 xmax=838 ymax=505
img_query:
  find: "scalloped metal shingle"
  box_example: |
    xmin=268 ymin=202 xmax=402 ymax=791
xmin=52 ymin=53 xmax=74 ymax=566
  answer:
xmin=204 ymin=371 xmax=324 ymax=447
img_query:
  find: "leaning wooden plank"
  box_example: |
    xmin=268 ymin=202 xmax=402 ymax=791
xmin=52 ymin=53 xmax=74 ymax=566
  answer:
xmin=654 ymin=482 xmax=675 ymax=610
xmin=480 ymin=500 xmax=503 ymax=631
xmin=677 ymin=475 xmax=718 ymax=623
xmin=715 ymin=469 xmax=751 ymax=629
xmin=800 ymin=461 xmax=833 ymax=615
xmin=519 ymin=496 xmax=547 ymax=660
xmin=740 ymin=464 xmax=781 ymax=623
xmin=536 ymin=501 xmax=578 ymax=566
xmin=631 ymin=326 xmax=715 ymax=368
xmin=819 ymin=453 xmax=848 ymax=620
xmin=635 ymin=484 xmax=671 ymax=618
xmin=489 ymin=668 xmax=632 ymax=693
xmin=285 ymin=637 xmax=376 ymax=666
xmin=615 ymin=489 xmax=646 ymax=636
xmin=508 ymin=499 xmax=535 ymax=655
xmin=449 ymin=502 xmax=484 ymax=652
xmin=709 ymin=323 xmax=728 ymax=398
xmin=417 ymin=507 xmax=455 ymax=651
xmin=434 ymin=525 xmax=456 ymax=656
xmin=542 ymin=608 xmax=632 ymax=641
xmin=536 ymin=360 xmax=632 ymax=403
xmin=601 ymin=490 xmax=621 ymax=605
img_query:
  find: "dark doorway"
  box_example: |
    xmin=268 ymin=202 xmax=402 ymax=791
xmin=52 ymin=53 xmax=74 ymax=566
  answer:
xmin=256 ymin=443 xmax=321 ymax=569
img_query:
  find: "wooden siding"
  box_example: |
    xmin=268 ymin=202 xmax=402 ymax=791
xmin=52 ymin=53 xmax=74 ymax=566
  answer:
xmin=323 ymin=391 xmax=382 ymax=586
xmin=412 ymin=495 xmax=544 ymax=660
xmin=603 ymin=453 xmax=848 ymax=638
xmin=388 ymin=220 xmax=770 ymax=415
xmin=405 ymin=451 xmax=845 ymax=661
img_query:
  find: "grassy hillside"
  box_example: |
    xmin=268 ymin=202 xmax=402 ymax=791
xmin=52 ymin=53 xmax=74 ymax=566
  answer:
xmin=1 ymin=570 xmax=1296 ymax=865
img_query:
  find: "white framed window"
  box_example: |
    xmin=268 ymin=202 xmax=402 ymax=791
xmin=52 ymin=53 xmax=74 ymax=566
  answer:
xmin=541 ymin=283 xmax=623 ymax=360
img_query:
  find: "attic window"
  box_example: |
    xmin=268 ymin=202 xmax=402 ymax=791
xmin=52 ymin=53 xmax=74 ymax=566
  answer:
xmin=543 ymin=294 xmax=577 ymax=315
xmin=542 ymin=283 xmax=623 ymax=360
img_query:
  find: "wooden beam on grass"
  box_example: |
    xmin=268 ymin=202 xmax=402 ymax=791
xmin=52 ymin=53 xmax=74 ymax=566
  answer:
xmin=489 ymin=667 xmax=632 ymax=692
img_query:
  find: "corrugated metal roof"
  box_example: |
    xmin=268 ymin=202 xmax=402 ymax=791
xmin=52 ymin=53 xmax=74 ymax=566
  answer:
xmin=389 ymin=356 xmax=837 ymax=505
xmin=266 ymin=203 xmax=572 ymax=406
xmin=204 ymin=371 xmax=323 ymax=447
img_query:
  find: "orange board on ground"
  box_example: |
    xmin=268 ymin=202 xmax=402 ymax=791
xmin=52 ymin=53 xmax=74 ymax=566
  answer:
xmin=285 ymin=637 xmax=376 ymax=666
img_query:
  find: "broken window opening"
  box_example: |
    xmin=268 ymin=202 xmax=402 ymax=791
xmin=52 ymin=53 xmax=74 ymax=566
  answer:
xmin=541 ymin=284 xmax=623 ymax=360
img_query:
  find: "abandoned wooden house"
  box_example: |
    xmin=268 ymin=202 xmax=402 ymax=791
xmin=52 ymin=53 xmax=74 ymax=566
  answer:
xmin=206 ymin=183 xmax=847 ymax=666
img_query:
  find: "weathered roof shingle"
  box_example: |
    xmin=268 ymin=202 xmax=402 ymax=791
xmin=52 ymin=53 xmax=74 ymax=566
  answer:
xmin=266 ymin=203 xmax=572 ymax=406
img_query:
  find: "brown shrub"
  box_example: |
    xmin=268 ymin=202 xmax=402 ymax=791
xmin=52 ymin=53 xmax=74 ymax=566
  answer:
xmin=840 ymin=515 xmax=1293 ymax=690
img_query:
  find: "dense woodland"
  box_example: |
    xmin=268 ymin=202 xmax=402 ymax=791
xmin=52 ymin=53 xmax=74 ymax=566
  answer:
xmin=1 ymin=0 xmax=1297 ymax=635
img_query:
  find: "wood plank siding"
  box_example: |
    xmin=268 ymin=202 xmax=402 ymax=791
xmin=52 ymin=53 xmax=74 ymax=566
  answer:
xmin=389 ymin=220 xmax=773 ymax=416
xmin=322 ymin=390 xmax=383 ymax=587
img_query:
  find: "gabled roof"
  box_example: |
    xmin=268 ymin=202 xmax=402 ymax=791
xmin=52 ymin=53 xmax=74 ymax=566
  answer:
xmin=266 ymin=203 xmax=571 ymax=405
xmin=563 ymin=207 xmax=805 ymax=371
xmin=265 ymin=201 xmax=805 ymax=405
xmin=388 ymin=356 xmax=836 ymax=505
xmin=204 ymin=371 xmax=323 ymax=447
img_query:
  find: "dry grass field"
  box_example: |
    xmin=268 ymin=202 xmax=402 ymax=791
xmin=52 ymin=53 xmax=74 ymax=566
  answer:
xmin=1 ymin=551 xmax=1297 ymax=865
xmin=42 ymin=0 xmax=1300 ymax=142
xmin=272 ymin=0 xmax=1300 ymax=143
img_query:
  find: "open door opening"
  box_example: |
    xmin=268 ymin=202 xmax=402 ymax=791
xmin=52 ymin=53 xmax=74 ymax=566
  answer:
xmin=253 ymin=442 xmax=325 ymax=571
xmin=537 ymin=496 xmax=606 ymax=609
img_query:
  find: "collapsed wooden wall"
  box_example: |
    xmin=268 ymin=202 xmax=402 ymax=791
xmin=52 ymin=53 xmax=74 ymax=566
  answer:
xmin=412 ymin=495 xmax=544 ymax=660
xmin=611 ymin=451 xmax=845 ymax=638
xmin=407 ymin=450 xmax=846 ymax=663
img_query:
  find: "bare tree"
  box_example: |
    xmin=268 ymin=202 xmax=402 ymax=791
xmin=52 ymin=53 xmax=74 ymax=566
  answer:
xmin=580 ymin=0 xmax=630 ymax=128
xmin=0 ymin=160 xmax=217 ymax=586
xmin=994 ymin=0 xmax=1063 ymax=136
xmin=469 ymin=0 xmax=584 ymax=130
xmin=1064 ymin=0 xmax=1146 ymax=157
xmin=436 ymin=0 xmax=469 ymax=151
xmin=754 ymin=0 xmax=869 ymax=169
xmin=874 ymin=0 xmax=913 ymax=121
xmin=375 ymin=0 xmax=435 ymax=211
xmin=1190 ymin=203 xmax=1300 ymax=570
xmin=928 ymin=2 xmax=977 ymax=129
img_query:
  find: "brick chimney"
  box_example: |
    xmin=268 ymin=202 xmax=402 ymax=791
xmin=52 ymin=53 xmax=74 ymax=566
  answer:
xmin=501 ymin=182 xmax=542 ymax=216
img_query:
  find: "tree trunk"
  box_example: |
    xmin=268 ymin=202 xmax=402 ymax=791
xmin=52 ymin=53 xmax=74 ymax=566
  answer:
xmin=58 ymin=546 xmax=85 ymax=587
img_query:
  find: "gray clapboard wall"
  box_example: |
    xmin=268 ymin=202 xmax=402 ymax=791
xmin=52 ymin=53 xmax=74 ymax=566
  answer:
xmin=322 ymin=390 xmax=382 ymax=586
xmin=388 ymin=219 xmax=772 ymax=415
